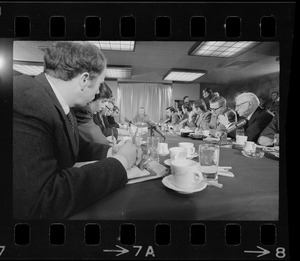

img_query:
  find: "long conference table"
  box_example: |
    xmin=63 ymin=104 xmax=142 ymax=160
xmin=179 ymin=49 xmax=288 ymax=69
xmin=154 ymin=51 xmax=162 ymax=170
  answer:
xmin=70 ymin=132 xmax=279 ymax=220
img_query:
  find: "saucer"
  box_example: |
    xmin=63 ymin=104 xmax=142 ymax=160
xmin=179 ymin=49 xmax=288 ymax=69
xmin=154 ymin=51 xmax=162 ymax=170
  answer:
xmin=164 ymin=159 xmax=171 ymax=166
xmin=162 ymin=175 xmax=207 ymax=194
xmin=232 ymin=142 xmax=244 ymax=149
xmin=241 ymin=150 xmax=264 ymax=159
xmin=186 ymin=153 xmax=198 ymax=159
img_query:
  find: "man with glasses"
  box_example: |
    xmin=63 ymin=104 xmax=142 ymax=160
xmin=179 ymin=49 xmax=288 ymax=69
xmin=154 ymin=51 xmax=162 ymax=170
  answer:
xmin=94 ymin=100 xmax=118 ymax=139
xmin=208 ymin=96 xmax=237 ymax=137
xmin=219 ymin=92 xmax=273 ymax=142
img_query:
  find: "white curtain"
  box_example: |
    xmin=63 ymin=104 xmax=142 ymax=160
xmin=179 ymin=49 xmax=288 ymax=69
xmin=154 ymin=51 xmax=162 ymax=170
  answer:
xmin=117 ymin=82 xmax=172 ymax=123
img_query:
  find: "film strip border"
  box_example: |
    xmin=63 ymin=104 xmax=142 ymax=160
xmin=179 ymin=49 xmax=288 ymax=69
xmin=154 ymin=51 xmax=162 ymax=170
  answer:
xmin=0 ymin=2 xmax=295 ymax=40
xmin=0 ymin=221 xmax=289 ymax=259
xmin=0 ymin=2 xmax=294 ymax=260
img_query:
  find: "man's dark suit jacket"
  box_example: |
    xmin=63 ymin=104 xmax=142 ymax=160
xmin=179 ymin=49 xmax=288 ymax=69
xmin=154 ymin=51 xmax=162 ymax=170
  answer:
xmin=245 ymin=106 xmax=274 ymax=142
xmin=93 ymin=113 xmax=118 ymax=139
xmin=13 ymin=73 xmax=127 ymax=219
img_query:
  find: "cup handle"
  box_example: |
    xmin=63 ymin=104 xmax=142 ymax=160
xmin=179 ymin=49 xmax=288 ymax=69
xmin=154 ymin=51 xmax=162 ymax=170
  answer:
xmin=190 ymin=147 xmax=195 ymax=155
xmin=193 ymin=169 xmax=203 ymax=183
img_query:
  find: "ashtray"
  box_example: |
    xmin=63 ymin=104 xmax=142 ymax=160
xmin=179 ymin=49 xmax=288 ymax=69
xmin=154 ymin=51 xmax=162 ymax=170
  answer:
xmin=242 ymin=150 xmax=265 ymax=159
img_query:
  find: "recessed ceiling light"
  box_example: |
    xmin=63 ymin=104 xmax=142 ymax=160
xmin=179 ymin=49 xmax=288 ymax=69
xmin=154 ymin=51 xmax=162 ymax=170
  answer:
xmin=163 ymin=69 xmax=206 ymax=82
xmin=189 ymin=41 xmax=261 ymax=57
xmin=13 ymin=63 xmax=44 ymax=76
xmin=89 ymin=41 xmax=135 ymax=51
xmin=106 ymin=66 xmax=132 ymax=79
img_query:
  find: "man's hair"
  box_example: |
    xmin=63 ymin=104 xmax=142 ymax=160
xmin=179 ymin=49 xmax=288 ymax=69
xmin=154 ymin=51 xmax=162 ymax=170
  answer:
xmin=166 ymin=106 xmax=176 ymax=113
xmin=210 ymin=95 xmax=226 ymax=107
xmin=44 ymin=41 xmax=107 ymax=81
xmin=272 ymin=91 xmax=279 ymax=96
xmin=183 ymin=96 xmax=189 ymax=100
xmin=182 ymin=103 xmax=192 ymax=112
xmin=193 ymin=99 xmax=207 ymax=111
xmin=92 ymin=82 xmax=112 ymax=102
xmin=235 ymin=92 xmax=260 ymax=107
xmin=203 ymin=88 xmax=213 ymax=94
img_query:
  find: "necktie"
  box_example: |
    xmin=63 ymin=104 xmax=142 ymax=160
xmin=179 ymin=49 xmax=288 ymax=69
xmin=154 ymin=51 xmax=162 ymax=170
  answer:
xmin=66 ymin=112 xmax=75 ymax=133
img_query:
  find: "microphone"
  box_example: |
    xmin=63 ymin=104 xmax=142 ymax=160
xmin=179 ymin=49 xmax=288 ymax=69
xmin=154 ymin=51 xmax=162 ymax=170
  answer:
xmin=226 ymin=119 xmax=247 ymax=133
xmin=145 ymin=119 xmax=166 ymax=142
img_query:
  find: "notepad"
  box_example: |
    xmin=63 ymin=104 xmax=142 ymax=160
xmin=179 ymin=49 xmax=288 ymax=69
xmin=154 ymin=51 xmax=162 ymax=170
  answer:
xmin=127 ymin=161 xmax=168 ymax=185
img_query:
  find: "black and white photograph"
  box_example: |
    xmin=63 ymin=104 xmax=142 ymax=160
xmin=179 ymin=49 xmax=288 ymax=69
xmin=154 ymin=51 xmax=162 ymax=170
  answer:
xmin=12 ymin=41 xmax=280 ymax=220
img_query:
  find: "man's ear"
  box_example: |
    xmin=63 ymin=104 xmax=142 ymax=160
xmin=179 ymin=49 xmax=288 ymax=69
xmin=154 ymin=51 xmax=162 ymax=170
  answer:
xmin=79 ymin=72 xmax=90 ymax=90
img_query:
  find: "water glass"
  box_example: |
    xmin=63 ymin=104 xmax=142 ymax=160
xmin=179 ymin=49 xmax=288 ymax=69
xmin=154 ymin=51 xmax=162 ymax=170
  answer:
xmin=236 ymin=128 xmax=245 ymax=136
xmin=273 ymin=133 xmax=279 ymax=151
xmin=147 ymin=136 xmax=160 ymax=162
xmin=198 ymin=144 xmax=220 ymax=181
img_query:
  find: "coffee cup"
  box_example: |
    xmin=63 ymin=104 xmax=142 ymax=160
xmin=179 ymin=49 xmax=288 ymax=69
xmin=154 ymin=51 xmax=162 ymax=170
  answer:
xmin=236 ymin=135 xmax=248 ymax=145
xmin=244 ymin=141 xmax=256 ymax=152
xmin=178 ymin=142 xmax=195 ymax=157
xmin=170 ymin=159 xmax=203 ymax=189
xmin=158 ymin=142 xmax=169 ymax=156
xmin=169 ymin=147 xmax=187 ymax=161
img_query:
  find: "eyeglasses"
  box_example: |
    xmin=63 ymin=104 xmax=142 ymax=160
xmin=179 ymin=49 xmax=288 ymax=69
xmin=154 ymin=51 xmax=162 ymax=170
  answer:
xmin=105 ymin=105 xmax=113 ymax=111
xmin=210 ymin=105 xmax=222 ymax=112
xmin=235 ymin=101 xmax=249 ymax=109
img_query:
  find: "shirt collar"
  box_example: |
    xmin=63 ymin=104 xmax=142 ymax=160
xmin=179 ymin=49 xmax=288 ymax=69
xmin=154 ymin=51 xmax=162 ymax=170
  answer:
xmin=247 ymin=111 xmax=254 ymax=120
xmin=45 ymin=74 xmax=70 ymax=115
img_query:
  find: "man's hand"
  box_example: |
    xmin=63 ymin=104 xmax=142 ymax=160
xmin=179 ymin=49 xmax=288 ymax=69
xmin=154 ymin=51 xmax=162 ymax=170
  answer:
xmin=218 ymin=114 xmax=229 ymax=127
xmin=114 ymin=140 xmax=142 ymax=169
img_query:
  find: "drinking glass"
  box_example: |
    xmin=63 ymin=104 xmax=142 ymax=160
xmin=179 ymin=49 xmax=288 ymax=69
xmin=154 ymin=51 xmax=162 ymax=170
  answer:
xmin=147 ymin=136 xmax=160 ymax=162
xmin=273 ymin=133 xmax=279 ymax=151
xmin=198 ymin=144 xmax=220 ymax=181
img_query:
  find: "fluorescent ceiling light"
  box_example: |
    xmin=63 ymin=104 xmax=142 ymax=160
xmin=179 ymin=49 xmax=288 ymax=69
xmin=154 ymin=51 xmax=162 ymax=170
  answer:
xmin=163 ymin=69 xmax=206 ymax=82
xmin=190 ymin=41 xmax=261 ymax=57
xmin=13 ymin=63 xmax=44 ymax=76
xmin=90 ymin=41 xmax=135 ymax=51
xmin=106 ymin=66 xmax=132 ymax=79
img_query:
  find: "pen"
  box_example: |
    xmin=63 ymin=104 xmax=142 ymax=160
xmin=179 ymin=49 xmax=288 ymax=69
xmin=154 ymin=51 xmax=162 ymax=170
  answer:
xmin=132 ymin=128 xmax=138 ymax=145
xmin=111 ymin=128 xmax=116 ymax=146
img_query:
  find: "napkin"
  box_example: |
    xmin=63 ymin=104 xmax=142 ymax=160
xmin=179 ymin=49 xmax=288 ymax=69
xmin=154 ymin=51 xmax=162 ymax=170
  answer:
xmin=217 ymin=166 xmax=234 ymax=177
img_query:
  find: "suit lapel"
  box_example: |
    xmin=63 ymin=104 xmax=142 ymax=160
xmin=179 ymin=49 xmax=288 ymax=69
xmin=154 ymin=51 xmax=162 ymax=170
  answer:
xmin=248 ymin=107 xmax=261 ymax=126
xmin=35 ymin=73 xmax=79 ymax=158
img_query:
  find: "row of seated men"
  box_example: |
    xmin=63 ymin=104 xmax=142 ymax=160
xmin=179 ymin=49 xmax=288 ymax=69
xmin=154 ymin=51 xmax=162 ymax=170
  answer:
xmin=162 ymin=93 xmax=278 ymax=146
xmin=72 ymin=82 xmax=279 ymax=148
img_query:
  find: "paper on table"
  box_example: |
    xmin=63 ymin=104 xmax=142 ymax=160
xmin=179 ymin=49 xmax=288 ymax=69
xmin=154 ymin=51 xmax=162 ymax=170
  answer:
xmin=218 ymin=171 xmax=234 ymax=177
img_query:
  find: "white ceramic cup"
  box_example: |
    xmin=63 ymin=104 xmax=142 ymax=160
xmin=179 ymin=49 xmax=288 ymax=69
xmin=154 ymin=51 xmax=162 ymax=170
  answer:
xmin=158 ymin=142 xmax=169 ymax=156
xmin=169 ymin=147 xmax=187 ymax=161
xmin=244 ymin=141 xmax=256 ymax=152
xmin=178 ymin=142 xmax=195 ymax=157
xmin=236 ymin=135 xmax=248 ymax=145
xmin=170 ymin=159 xmax=203 ymax=189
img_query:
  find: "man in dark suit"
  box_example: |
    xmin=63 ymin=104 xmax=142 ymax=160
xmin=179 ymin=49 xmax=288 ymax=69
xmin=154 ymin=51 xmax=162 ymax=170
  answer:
xmin=13 ymin=42 xmax=141 ymax=219
xmin=233 ymin=92 xmax=274 ymax=142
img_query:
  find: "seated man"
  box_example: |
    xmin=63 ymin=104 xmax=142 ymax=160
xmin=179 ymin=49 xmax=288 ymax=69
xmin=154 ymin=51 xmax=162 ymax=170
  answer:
xmin=220 ymin=92 xmax=273 ymax=142
xmin=208 ymin=96 xmax=237 ymax=137
xmin=13 ymin=41 xmax=141 ymax=219
xmin=107 ymin=105 xmax=122 ymax=128
xmin=190 ymin=100 xmax=212 ymax=132
xmin=73 ymin=82 xmax=112 ymax=145
xmin=178 ymin=103 xmax=191 ymax=127
xmin=165 ymin=106 xmax=181 ymax=127
xmin=257 ymin=111 xmax=279 ymax=146
xmin=132 ymin=107 xmax=151 ymax=125
xmin=94 ymin=100 xmax=118 ymax=139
